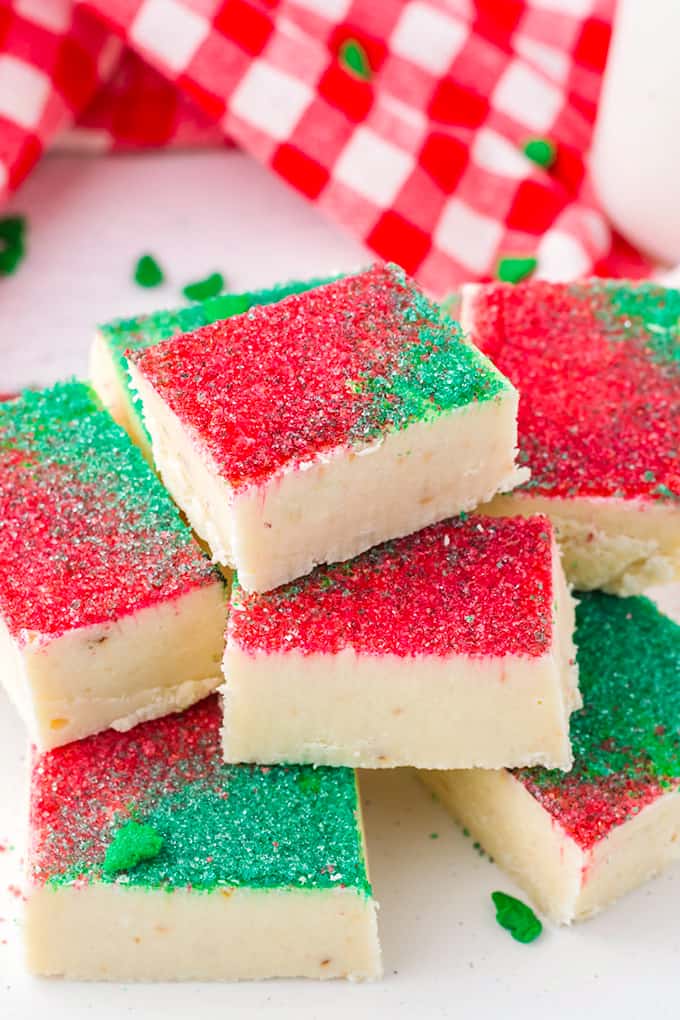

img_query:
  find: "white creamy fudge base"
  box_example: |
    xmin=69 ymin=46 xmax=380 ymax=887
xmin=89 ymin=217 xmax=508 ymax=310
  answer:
xmin=130 ymin=362 xmax=528 ymax=592
xmin=223 ymin=558 xmax=579 ymax=769
xmin=421 ymin=767 xmax=680 ymax=924
xmin=26 ymin=883 xmax=381 ymax=981
xmin=484 ymin=492 xmax=680 ymax=596
xmin=0 ymin=583 xmax=225 ymax=750
xmin=90 ymin=333 xmax=152 ymax=460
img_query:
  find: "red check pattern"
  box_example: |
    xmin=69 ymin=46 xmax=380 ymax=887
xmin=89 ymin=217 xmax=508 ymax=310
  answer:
xmin=1 ymin=0 xmax=639 ymax=293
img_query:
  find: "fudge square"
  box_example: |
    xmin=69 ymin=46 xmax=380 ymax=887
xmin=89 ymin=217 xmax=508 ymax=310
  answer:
xmin=128 ymin=264 xmax=527 ymax=592
xmin=422 ymin=592 xmax=680 ymax=924
xmin=91 ymin=276 xmax=332 ymax=459
xmin=25 ymin=697 xmax=381 ymax=981
xmin=0 ymin=382 xmax=226 ymax=751
xmin=462 ymin=279 xmax=680 ymax=595
xmin=223 ymin=514 xmax=579 ymax=769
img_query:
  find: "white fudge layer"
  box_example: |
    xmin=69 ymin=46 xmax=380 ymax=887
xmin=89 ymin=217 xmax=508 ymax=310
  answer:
xmin=1 ymin=582 xmax=226 ymax=750
xmin=90 ymin=332 xmax=153 ymax=461
xmin=222 ymin=554 xmax=579 ymax=769
xmin=484 ymin=492 xmax=680 ymax=596
xmin=421 ymin=767 xmax=680 ymax=925
xmin=130 ymin=359 xmax=527 ymax=593
xmin=26 ymin=883 xmax=381 ymax=981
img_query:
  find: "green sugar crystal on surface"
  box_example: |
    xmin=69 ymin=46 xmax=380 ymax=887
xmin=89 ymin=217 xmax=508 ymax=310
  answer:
xmin=339 ymin=38 xmax=372 ymax=80
xmin=0 ymin=380 xmax=209 ymax=553
xmin=523 ymin=138 xmax=556 ymax=169
xmin=527 ymin=592 xmax=680 ymax=790
xmin=103 ymin=821 xmax=164 ymax=876
xmin=183 ymin=272 xmax=225 ymax=302
xmin=349 ymin=273 xmax=508 ymax=441
xmin=0 ymin=215 xmax=26 ymax=276
xmin=134 ymin=254 xmax=165 ymax=288
xmin=492 ymin=891 xmax=543 ymax=943
xmin=497 ymin=256 xmax=537 ymax=284
xmin=599 ymin=281 xmax=680 ymax=370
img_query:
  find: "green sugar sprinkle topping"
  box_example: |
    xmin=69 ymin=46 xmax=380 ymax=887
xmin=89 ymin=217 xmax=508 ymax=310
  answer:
xmin=0 ymin=380 xmax=201 ymax=545
xmin=0 ymin=215 xmax=26 ymax=276
xmin=349 ymin=276 xmax=508 ymax=440
xmin=103 ymin=821 xmax=164 ymax=876
xmin=491 ymin=891 xmax=543 ymax=943
xmin=40 ymin=706 xmax=372 ymax=897
xmin=523 ymin=138 xmax=556 ymax=169
xmin=529 ymin=592 xmax=680 ymax=789
xmin=497 ymin=256 xmax=537 ymax=284
xmin=183 ymin=272 xmax=225 ymax=302
xmin=134 ymin=254 xmax=164 ymax=288
xmin=339 ymin=38 xmax=372 ymax=80
xmin=599 ymin=281 xmax=680 ymax=370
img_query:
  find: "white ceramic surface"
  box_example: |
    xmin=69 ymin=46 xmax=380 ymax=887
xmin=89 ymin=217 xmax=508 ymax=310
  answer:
xmin=1 ymin=150 xmax=680 ymax=1020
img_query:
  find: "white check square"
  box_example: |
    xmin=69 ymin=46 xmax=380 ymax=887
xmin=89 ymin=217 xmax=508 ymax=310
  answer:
xmin=131 ymin=0 xmax=209 ymax=73
xmin=334 ymin=128 xmax=413 ymax=206
xmin=230 ymin=62 xmax=312 ymax=140
xmin=493 ymin=62 xmax=563 ymax=132
xmin=472 ymin=129 xmax=530 ymax=180
xmin=0 ymin=56 xmax=50 ymax=130
xmin=391 ymin=2 xmax=468 ymax=74
xmin=16 ymin=0 xmax=71 ymax=32
xmin=537 ymin=230 xmax=590 ymax=281
xmin=434 ymin=199 xmax=502 ymax=274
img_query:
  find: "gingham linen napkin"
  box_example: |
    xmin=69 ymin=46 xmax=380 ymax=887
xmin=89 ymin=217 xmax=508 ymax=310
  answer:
xmin=1 ymin=0 xmax=640 ymax=293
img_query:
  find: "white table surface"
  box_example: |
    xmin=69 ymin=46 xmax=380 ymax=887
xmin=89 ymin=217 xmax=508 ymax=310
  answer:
xmin=1 ymin=150 xmax=680 ymax=1020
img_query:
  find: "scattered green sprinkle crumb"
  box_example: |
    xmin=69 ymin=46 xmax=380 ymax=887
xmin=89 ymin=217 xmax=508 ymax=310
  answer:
xmin=654 ymin=483 xmax=680 ymax=502
xmin=296 ymin=771 xmax=322 ymax=795
xmin=134 ymin=254 xmax=164 ymax=288
xmin=497 ymin=256 xmax=537 ymax=284
xmin=0 ymin=215 xmax=26 ymax=276
xmin=429 ymin=832 xmax=439 ymax=839
xmin=462 ymin=827 xmax=470 ymax=838
xmin=103 ymin=821 xmax=164 ymax=876
xmin=491 ymin=891 xmax=543 ymax=944
xmin=183 ymin=272 xmax=225 ymax=302
xmin=523 ymin=137 xmax=556 ymax=169
xmin=643 ymin=470 xmax=656 ymax=482
xmin=339 ymin=38 xmax=372 ymax=80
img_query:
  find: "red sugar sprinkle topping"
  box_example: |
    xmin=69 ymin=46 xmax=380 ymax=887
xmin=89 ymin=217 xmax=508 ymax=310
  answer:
xmin=467 ymin=280 xmax=679 ymax=502
xmin=29 ymin=698 xmax=220 ymax=885
xmin=519 ymin=773 xmax=668 ymax=851
xmin=229 ymin=515 xmax=556 ymax=659
xmin=131 ymin=264 xmax=504 ymax=492
xmin=0 ymin=383 xmax=218 ymax=643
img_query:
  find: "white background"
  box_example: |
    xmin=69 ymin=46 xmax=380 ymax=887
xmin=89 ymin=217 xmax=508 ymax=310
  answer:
xmin=1 ymin=150 xmax=680 ymax=1019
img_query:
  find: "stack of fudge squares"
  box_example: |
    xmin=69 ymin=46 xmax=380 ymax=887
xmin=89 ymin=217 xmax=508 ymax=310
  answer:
xmin=1 ymin=264 xmax=679 ymax=981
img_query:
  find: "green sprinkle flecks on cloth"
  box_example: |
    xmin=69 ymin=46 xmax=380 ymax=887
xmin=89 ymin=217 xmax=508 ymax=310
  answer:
xmin=0 ymin=215 xmax=26 ymax=276
xmin=523 ymin=137 xmax=557 ymax=169
xmin=339 ymin=38 xmax=372 ymax=80
xmin=103 ymin=821 xmax=164 ymax=876
xmin=429 ymin=832 xmax=439 ymax=839
xmin=183 ymin=272 xmax=225 ymax=302
xmin=134 ymin=254 xmax=165 ymax=288
xmin=497 ymin=256 xmax=537 ymax=284
xmin=491 ymin=891 xmax=543 ymax=943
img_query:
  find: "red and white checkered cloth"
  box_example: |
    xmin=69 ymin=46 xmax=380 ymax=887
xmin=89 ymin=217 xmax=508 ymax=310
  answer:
xmin=0 ymin=0 xmax=648 ymax=294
